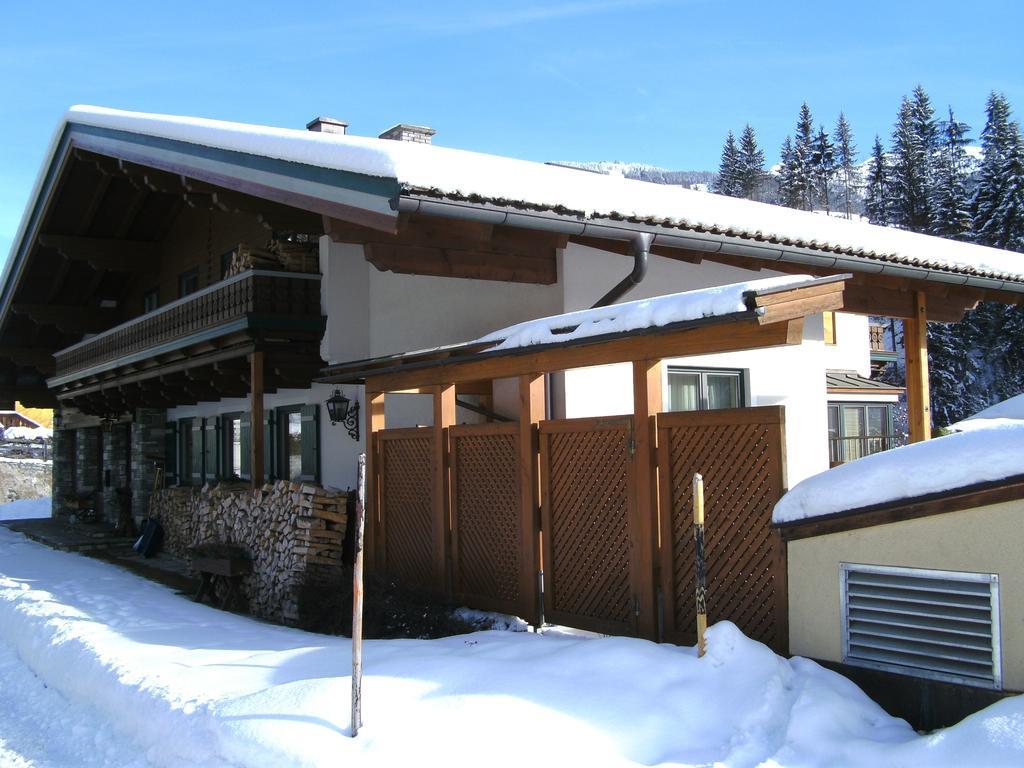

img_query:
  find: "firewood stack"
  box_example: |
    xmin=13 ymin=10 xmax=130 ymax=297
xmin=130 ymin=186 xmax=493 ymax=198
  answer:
xmin=222 ymin=239 xmax=320 ymax=279
xmin=150 ymin=480 xmax=348 ymax=624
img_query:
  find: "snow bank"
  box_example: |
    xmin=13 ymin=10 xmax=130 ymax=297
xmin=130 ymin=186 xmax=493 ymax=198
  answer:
xmin=477 ymin=274 xmax=810 ymax=350
xmin=60 ymin=106 xmax=1024 ymax=282
xmin=774 ymin=423 xmax=1024 ymax=524
xmin=1 ymin=530 xmax=1023 ymax=767
xmin=0 ymin=496 xmax=51 ymax=521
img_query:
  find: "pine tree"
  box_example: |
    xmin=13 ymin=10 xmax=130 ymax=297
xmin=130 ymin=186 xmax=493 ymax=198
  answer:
xmin=736 ymin=124 xmax=766 ymax=200
xmin=834 ymin=112 xmax=858 ymax=219
xmin=864 ymin=135 xmax=890 ymax=225
xmin=929 ymin=107 xmax=972 ymax=239
xmin=777 ymin=135 xmax=803 ymax=209
xmin=713 ymin=131 xmax=743 ymax=197
xmin=973 ymin=93 xmax=1024 ymax=251
xmin=811 ymin=125 xmax=836 ymax=213
xmin=792 ymin=103 xmax=816 ymax=210
xmin=889 ymin=88 xmax=936 ymax=232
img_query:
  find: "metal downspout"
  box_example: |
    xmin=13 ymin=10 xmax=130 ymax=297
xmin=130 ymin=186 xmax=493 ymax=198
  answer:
xmin=591 ymin=232 xmax=653 ymax=308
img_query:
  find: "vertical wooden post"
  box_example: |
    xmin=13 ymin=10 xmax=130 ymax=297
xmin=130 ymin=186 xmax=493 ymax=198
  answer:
xmin=693 ymin=473 xmax=707 ymax=657
xmin=518 ymin=373 xmax=545 ymax=626
xmin=249 ymin=351 xmax=264 ymax=488
xmin=364 ymin=391 xmax=385 ymax=573
xmin=905 ymin=292 xmax=932 ymax=443
xmin=351 ymin=453 xmax=366 ymax=738
xmin=433 ymin=384 xmax=456 ymax=596
xmin=632 ymin=358 xmax=662 ymax=640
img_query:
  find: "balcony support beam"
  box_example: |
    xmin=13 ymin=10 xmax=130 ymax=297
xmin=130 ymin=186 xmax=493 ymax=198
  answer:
xmin=905 ymin=291 xmax=931 ymax=443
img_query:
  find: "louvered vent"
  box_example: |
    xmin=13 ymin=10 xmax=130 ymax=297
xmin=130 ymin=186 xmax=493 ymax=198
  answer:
xmin=841 ymin=563 xmax=1001 ymax=689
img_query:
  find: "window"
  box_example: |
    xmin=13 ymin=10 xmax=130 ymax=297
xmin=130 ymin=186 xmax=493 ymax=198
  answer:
xmin=222 ymin=412 xmax=243 ymax=480
xmin=276 ymin=404 xmax=320 ymax=483
xmin=220 ymin=249 xmax=235 ymax=280
xmin=178 ymin=418 xmax=194 ymax=485
xmin=828 ymin=402 xmax=894 ymax=463
xmin=143 ymin=288 xmax=159 ymax=314
xmin=841 ymin=563 xmax=1001 ymax=689
xmin=178 ymin=269 xmax=199 ymax=298
xmin=667 ymin=367 xmax=744 ymax=411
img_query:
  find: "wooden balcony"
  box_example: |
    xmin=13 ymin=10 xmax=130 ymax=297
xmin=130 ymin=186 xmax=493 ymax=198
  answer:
xmin=52 ymin=270 xmax=323 ymax=384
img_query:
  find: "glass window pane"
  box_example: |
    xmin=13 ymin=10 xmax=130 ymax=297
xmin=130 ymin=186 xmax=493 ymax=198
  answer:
xmin=230 ymin=419 xmax=242 ymax=477
xmin=706 ymin=373 xmax=740 ymax=410
xmin=842 ymin=406 xmax=864 ymax=437
xmin=287 ymin=412 xmax=302 ymax=481
xmin=867 ymin=407 xmax=886 ymax=436
xmin=668 ymin=372 xmax=700 ymax=411
xmin=828 ymin=405 xmax=839 ymax=439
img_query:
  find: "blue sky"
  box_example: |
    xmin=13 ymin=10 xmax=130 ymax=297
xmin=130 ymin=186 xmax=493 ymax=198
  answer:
xmin=2 ymin=0 xmax=1022 ymax=260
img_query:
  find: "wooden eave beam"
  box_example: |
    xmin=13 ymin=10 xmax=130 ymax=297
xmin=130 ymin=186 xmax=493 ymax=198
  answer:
xmin=12 ymin=304 xmax=116 ymax=334
xmin=0 ymin=347 xmax=56 ymax=373
xmin=364 ymin=316 xmax=804 ymax=393
xmin=38 ymin=234 xmax=160 ymax=273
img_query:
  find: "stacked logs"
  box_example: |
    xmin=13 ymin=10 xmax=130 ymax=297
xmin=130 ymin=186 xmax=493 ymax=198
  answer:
xmin=223 ymin=239 xmax=319 ymax=279
xmin=151 ymin=480 xmax=348 ymax=624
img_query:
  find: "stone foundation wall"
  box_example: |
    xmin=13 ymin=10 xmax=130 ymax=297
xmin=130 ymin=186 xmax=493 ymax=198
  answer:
xmin=101 ymin=423 xmax=131 ymax=526
xmin=52 ymin=411 xmax=74 ymax=517
xmin=151 ymin=480 xmax=348 ymax=624
xmin=131 ymin=408 xmax=166 ymax=522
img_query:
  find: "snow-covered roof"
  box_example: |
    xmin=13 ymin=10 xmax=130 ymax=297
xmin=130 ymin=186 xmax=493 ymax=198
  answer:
xmin=774 ymin=421 xmax=1024 ymax=525
xmin=43 ymin=106 xmax=1024 ymax=287
xmin=477 ymin=275 xmax=811 ymax=350
xmin=949 ymin=392 xmax=1024 ymax=432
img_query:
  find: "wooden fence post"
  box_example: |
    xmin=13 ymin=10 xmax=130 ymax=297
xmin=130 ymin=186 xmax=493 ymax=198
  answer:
xmin=693 ymin=472 xmax=707 ymax=657
xmin=351 ymin=453 xmax=366 ymax=737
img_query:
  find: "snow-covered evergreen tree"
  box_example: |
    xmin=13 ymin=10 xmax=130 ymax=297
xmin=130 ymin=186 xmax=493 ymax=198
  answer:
xmin=777 ymin=135 xmax=804 ymax=209
xmin=792 ymin=103 xmax=816 ymax=210
xmin=835 ymin=112 xmax=858 ymax=219
xmin=889 ymin=87 xmax=936 ymax=232
xmin=929 ymin=107 xmax=972 ymax=239
xmin=713 ymin=131 xmax=743 ymax=197
xmin=736 ymin=124 xmax=766 ymax=200
xmin=811 ymin=125 xmax=835 ymax=212
xmin=864 ymin=136 xmax=890 ymax=225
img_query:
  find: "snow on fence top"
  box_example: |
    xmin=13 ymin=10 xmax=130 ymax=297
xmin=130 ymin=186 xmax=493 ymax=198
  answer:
xmin=62 ymin=105 xmax=1024 ymax=283
xmin=773 ymin=421 xmax=1024 ymax=524
xmin=476 ymin=274 xmax=811 ymax=350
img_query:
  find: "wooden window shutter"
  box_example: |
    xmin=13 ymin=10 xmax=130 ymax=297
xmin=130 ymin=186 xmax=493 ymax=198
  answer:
xmin=190 ymin=419 xmax=203 ymax=485
xmin=204 ymin=417 xmax=221 ymax=482
xmin=299 ymin=404 xmax=319 ymax=484
xmin=264 ymin=410 xmax=276 ymax=480
xmin=164 ymin=423 xmax=178 ymax=486
xmin=239 ymin=413 xmax=251 ymax=480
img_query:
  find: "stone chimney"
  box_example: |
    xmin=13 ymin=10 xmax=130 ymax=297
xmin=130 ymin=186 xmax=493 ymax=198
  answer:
xmin=306 ymin=116 xmax=348 ymax=135
xmin=378 ymin=123 xmax=436 ymax=144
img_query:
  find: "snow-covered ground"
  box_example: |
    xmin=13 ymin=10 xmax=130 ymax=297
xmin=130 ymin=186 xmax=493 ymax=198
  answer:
xmin=0 ymin=496 xmax=51 ymax=521
xmin=1 ymin=527 xmax=1023 ymax=767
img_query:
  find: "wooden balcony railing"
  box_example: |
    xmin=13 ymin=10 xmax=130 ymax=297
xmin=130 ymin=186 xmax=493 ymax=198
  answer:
xmin=54 ymin=270 xmax=322 ymax=380
xmin=869 ymin=323 xmax=891 ymax=352
xmin=829 ymin=434 xmax=903 ymax=465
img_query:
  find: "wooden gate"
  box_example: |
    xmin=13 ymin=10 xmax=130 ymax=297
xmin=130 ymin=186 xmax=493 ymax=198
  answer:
xmin=538 ymin=416 xmax=640 ymax=636
xmin=449 ymin=423 xmax=534 ymax=618
xmin=656 ymin=406 xmax=788 ymax=652
xmin=375 ymin=427 xmax=444 ymax=593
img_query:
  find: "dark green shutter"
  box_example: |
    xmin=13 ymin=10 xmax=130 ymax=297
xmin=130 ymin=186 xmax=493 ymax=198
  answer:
xmin=204 ymin=417 xmax=220 ymax=482
xmin=240 ymin=413 xmax=251 ymax=480
xmin=190 ymin=419 xmax=203 ymax=485
xmin=165 ymin=423 xmax=177 ymax=486
xmin=299 ymin=404 xmax=319 ymax=484
xmin=264 ymin=410 xmax=276 ymax=481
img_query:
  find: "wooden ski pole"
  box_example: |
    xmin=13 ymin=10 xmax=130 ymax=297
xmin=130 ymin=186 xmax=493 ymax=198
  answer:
xmin=351 ymin=453 xmax=367 ymax=737
xmin=693 ymin=473 xmax=707 ymax=657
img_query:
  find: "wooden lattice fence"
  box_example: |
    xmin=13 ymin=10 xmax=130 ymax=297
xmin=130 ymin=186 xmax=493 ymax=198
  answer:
xmin=449 ymin=423 xmax=530 ymax=618
xmin=656 ymin=406 xmax=788 ymax=652
xmin=376 ymin=428 xmax=444 ymax=593
xmin=538 ymin=416 xmax=638 ymax=636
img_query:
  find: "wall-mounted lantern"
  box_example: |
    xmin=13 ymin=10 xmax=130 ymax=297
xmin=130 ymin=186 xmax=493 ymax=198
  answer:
xmin=326 ymin=388 xmax=360 ymax=441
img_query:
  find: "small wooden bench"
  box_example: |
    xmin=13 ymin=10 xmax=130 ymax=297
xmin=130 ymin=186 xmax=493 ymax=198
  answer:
xmin=192 ymin=555 xmax=251 ymax=610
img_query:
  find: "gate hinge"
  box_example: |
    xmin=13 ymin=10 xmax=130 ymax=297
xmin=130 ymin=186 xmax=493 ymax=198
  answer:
xmin=628 ymin=437 xmax=636 ymax=458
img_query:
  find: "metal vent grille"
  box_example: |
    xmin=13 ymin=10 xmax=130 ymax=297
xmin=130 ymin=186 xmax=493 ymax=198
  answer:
xmin=841 ymin=563 xmax=1001 ymax=689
